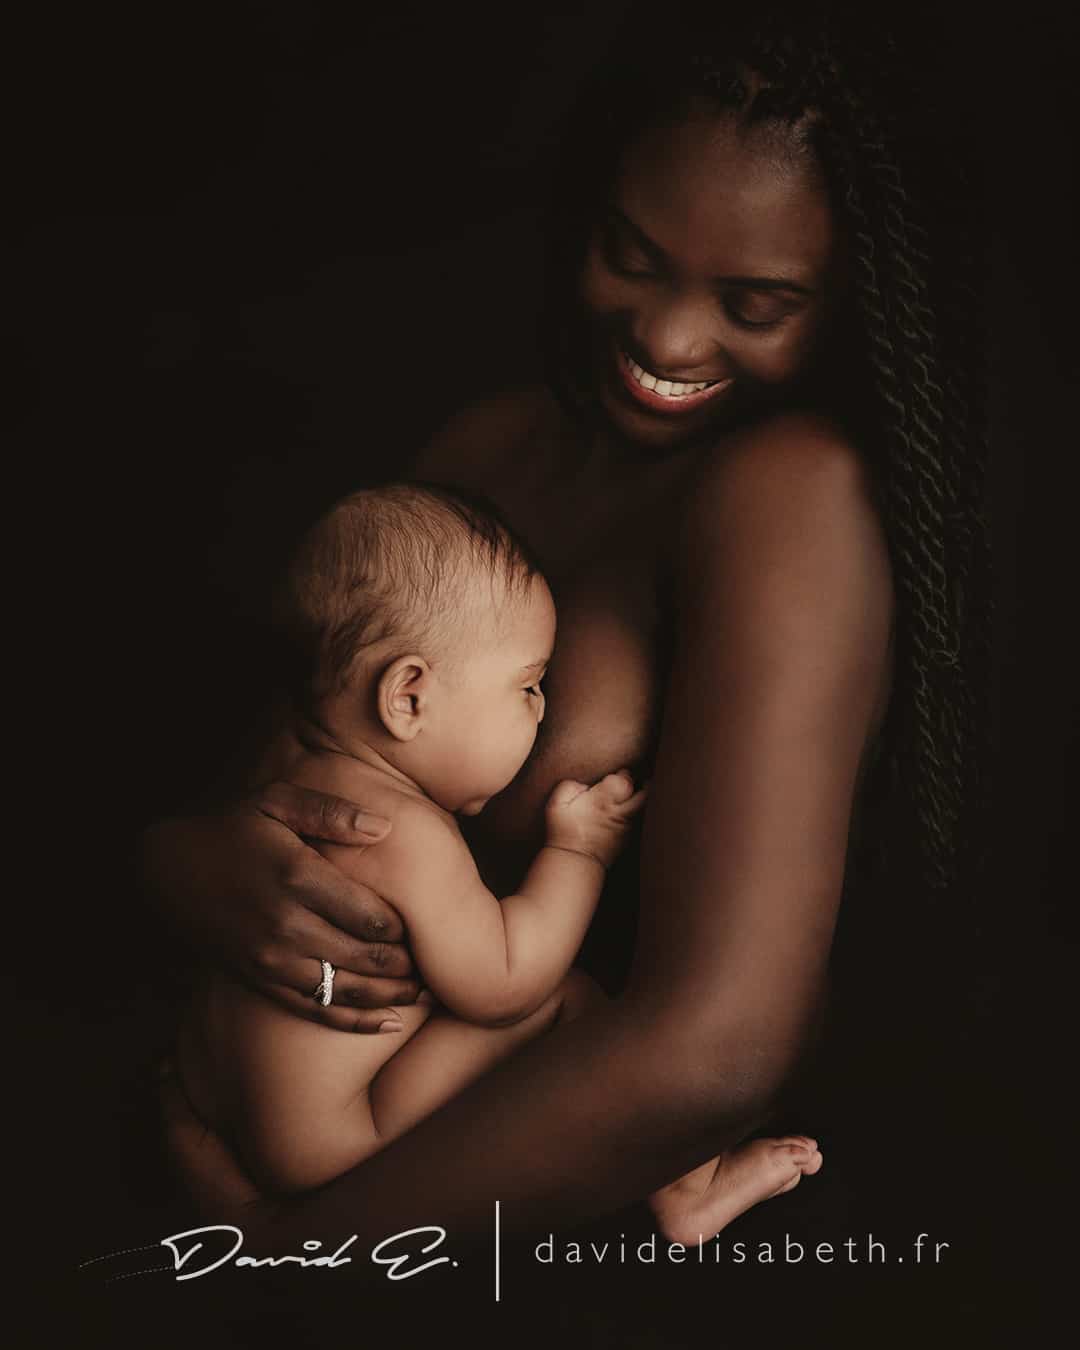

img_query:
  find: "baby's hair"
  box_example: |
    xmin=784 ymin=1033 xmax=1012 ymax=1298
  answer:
xmin=275 ymin=481 xmax=542 ymax=705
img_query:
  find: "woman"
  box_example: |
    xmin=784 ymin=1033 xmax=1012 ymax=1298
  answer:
xmin=148 ymin=2 xmax=992 ymax=1250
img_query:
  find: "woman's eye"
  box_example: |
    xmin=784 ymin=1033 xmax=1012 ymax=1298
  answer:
xmin=526 ymin=685 xmax=543 ymax=698
xmin=723 ymin=290 xmax=797 ymax=330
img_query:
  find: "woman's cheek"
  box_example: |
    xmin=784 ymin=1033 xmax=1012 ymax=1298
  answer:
xmin=732 ymin=319 xmax=822 ymax=387
xmin=579 ymin=252 xmax=622 ymax=322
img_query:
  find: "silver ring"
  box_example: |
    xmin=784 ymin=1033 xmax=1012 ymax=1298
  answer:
xmin=313 ymin=959 xmax=336 ymax=1007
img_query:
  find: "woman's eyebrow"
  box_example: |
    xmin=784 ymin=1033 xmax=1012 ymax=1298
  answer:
xmin=608 ymin=206 xmax=670 ymax=268
xmin=610 ymin=206 xmax=816 ymax=294
xmin=521 ymin=660 xmax=548 ymax=676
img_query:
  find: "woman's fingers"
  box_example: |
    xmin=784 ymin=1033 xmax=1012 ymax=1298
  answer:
xmin=261 ymin=897 xmax=413 ymax=982
xmin=257 ymin=780 xmax=392 ymax=846
xmin=256 ymin=979 xmax=416 ymax=1033
xmin=278 ymin=846 xmax=409 ymax=947
xmin=249 ymin=904 xmax=420 ymax=1028
xmin=252 ymin=915 xmax=419 ymax=996
xmin=256 ymin=949 xmax=420 ymax=1008
xmin=325 ymin=968 xmax=421 ymax=1008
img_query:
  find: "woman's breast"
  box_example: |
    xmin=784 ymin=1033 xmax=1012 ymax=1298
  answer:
xmin=471 ymin=550 xmax=666 ymax=854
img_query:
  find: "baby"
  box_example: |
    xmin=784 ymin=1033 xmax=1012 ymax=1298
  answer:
xmin=177 ymin=482 xmax=821 ymax=1239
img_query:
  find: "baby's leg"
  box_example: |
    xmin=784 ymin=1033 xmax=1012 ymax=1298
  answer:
xmin=177 ymin=974 xmax=437 ymax=1194
xmin=369 ymin=967 xmax=600 ymax=1143
xmin=649 ymin=1136 xmax=824 ymax=1245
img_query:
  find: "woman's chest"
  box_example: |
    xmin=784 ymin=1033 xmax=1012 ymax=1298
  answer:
xmin=538 ymin=546 xmax=666 ymax=782
xmin=460 ymin=449 xmax=693 ymax=845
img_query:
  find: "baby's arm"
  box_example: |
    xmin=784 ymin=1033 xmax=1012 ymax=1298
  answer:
xmin=360 ymin=771 xmax=645 ymax=1026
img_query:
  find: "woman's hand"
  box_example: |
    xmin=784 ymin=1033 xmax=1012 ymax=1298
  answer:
xmin=141 ymin=782 xmax=422 ymax=1031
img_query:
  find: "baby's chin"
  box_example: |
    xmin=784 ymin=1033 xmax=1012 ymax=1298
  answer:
xmin=457 ymin=796 xmax=491 ymax=817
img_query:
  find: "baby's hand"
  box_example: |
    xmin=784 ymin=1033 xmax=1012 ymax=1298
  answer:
xmin=544 ymin=770 xmax=648 ymax=870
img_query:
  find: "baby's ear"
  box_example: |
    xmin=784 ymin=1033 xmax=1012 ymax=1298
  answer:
xmin=377 ymin=655 xmax=430 ymax=741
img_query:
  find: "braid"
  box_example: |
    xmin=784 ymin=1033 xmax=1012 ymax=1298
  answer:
xmin=803 ymin=31 xmax=994 ymax=921
xmin=540 ymin=2 xmax=996 ymax=1001
xmin=816 ymin=82 xmax=969 ymax=895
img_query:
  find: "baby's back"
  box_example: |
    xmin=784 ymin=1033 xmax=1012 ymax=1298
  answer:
xmin=176 ymin=740 xmax=436 ymax=1190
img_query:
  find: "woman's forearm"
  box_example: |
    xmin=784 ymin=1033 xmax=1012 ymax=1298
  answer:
xmin=259 ymin=992 xmax=780 ymax=1250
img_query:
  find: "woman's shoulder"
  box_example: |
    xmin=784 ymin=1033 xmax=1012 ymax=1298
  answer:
xmin=681 ymin=410 xmax=882 ymax=548
xmin=675 ymin=408 xmax=892 ymax=617
xmin=412 ymin=384 xmax=569 ymax=485
xmin=700 ymin=408 xmax=871 ymax=490
xmin=669 ymin=408 xmax=895 ymax=744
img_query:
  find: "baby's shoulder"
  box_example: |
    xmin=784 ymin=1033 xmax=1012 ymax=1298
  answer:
xmin=280 ymin=748 xmax=465 ymax=875
xmin=382 ymin=789 xmax=461 ymax=845
xmin=359 ymin=789 xmax=470 ymax=897
xmin=300 ymin=758 xmax=460 ymax=848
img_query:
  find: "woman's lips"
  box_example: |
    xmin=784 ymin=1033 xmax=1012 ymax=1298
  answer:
xmin=613 ymin=347 xmax=734 ymax=416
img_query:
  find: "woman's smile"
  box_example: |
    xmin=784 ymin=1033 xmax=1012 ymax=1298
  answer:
xmin=614 ymin=345 xmax=734 ymax=416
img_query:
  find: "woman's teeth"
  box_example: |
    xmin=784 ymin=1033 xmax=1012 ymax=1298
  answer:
xmin=623 ymin=352 xmax=716 ymax=398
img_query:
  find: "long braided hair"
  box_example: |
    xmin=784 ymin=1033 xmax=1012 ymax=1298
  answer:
xmin=539 ymin=2 xmax=995 ymax=1022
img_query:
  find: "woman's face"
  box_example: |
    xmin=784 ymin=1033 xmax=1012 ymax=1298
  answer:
xmin=579 ymin=101 xmax=841 ymax=451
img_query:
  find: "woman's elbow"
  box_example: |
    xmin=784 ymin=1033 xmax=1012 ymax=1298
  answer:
xmin=632 ymin=999 xmax=815 ymax=1136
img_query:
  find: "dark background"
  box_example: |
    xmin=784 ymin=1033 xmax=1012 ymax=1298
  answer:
xmin=16 ymin=1 xmax=1075 ymax=1343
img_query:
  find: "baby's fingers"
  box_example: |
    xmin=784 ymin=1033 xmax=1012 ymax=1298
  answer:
xmin=595 ymin=769 xmax=637 ymax=804
xmin=548 ymin=779 xmax=591 ymax=809
xmin=615 ymin=784 xmax=650 ymax=817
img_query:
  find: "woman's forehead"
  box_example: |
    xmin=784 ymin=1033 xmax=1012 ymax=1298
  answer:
xmin=612 ymin=109 xmax=833 ymax=284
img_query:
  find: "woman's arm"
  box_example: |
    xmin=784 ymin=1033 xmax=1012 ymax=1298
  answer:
xmin=171 ymin=412 xmax=894 ymax=1245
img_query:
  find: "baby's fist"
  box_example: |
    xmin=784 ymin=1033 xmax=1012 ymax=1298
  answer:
xmin=545 ymin=770 xmax=647 ymax=869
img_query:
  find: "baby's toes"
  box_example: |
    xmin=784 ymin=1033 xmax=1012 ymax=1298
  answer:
xmin=776 ymin=1136 xmax=823 ymax=1175
xmin=774 ymin=1134 xmax=817 ymax=1157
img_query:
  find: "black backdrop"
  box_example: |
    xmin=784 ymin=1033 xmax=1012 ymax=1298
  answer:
xmin=17 ymin=2 xmax=1075 ymax=1343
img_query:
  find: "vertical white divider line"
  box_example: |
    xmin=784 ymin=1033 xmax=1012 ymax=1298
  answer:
xmin=495 ymin=1199 xmax=501 ymax=1302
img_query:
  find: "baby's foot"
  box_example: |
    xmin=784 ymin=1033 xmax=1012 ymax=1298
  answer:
xmin=649 ymin=1136 xmax=823 ymax=1245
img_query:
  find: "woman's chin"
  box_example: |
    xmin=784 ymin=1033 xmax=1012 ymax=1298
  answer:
xmin=598 ymin=388 xmax=714 ymax=454
xmin=594 ymin=364 xmax=736 ymax=454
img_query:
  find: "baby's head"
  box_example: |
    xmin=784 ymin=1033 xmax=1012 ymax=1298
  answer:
xmin=276 ymin=482 xmax=555 ymax=815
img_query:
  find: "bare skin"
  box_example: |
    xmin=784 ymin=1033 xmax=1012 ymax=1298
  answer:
xmin=153 ymin=108 xmax=894 ymax=1247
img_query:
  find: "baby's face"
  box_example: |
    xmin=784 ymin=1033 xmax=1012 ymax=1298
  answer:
xmin=427 ymin=575 xmax=556 ymax=816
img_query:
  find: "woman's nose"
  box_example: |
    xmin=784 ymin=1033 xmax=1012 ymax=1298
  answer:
xmin=631 ymin=294 xmax=720 ymax=377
